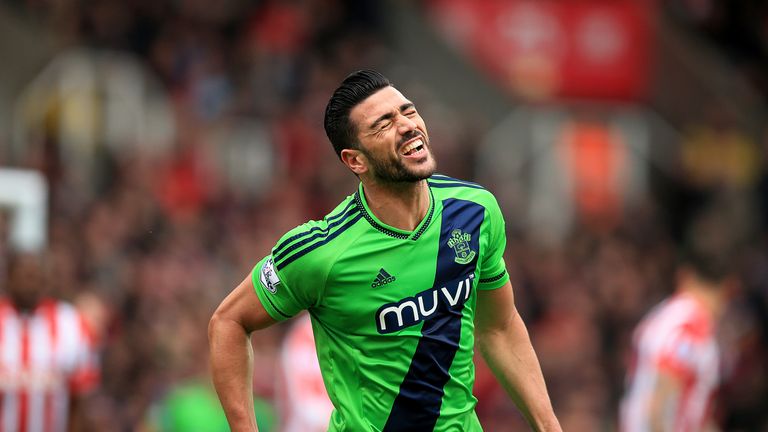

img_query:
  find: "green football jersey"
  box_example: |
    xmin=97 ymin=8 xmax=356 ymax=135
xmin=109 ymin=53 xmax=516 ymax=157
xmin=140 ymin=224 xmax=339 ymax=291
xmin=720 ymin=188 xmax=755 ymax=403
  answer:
xmin=252 ymin=174 xmax=510 ymax=431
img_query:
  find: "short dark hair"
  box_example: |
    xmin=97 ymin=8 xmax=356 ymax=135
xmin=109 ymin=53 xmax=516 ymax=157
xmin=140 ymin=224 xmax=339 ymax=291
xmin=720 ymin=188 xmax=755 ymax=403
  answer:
xmin=681 ymin=196 xmax=744 ymax=284
xmin=324 ymin=70 xmax=391 ymax=158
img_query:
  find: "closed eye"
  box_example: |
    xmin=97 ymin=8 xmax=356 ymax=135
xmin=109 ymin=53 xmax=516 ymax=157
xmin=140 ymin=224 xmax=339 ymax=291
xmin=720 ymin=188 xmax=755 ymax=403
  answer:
xmin=369 ymin=102 xmax=417 ymax=131
xmin=401 ymin=103 xmax=417 ymax=116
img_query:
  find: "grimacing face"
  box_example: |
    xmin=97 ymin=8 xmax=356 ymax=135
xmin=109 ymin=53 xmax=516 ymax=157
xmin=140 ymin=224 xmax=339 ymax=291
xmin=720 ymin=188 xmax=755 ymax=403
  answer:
xmin=348 ymin=86 xmax=437 ymax=183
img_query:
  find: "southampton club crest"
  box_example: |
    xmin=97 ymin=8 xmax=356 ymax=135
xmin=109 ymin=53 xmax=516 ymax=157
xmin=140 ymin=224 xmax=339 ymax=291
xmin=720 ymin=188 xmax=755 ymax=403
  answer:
xmin=447 ymin=228 xmax=476 ymax=265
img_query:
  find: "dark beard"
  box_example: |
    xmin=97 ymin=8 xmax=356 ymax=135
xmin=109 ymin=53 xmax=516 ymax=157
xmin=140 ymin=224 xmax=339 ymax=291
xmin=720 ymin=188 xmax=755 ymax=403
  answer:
xmin=361 ymin=146 xmax=436 ymax=183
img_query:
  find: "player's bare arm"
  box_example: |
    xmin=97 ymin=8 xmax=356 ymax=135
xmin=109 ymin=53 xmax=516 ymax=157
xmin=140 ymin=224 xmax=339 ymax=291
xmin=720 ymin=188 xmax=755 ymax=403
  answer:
xmin=209 ymin=275 xmax=277 ymax=432
xmin=646 ymin=368 xmax=682 ymax=432
xmin=475 ymin=280 xmax=562 ymax=432
xmin=67 ymin=394 xmax=85 ymax=432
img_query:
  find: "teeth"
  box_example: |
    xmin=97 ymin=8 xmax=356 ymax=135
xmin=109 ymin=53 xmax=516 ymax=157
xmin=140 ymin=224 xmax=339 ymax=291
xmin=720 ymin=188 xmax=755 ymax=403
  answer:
xmin=402 ymin=139 xmax=423 ymax=155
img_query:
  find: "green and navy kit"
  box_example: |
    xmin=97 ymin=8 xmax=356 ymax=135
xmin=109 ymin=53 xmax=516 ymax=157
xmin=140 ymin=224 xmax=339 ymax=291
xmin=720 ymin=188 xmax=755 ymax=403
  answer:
xmin=252 ymin=174 xmax=510 ymax=431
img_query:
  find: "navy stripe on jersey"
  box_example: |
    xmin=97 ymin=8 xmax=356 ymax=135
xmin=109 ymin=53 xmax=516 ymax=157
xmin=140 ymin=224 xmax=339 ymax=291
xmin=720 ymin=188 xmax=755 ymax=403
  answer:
xmin=427 ymin=178 xmax=485 ymax=190
xmin=275 ymin=213 xmax=363 ymax=270
xmin=273 ymin=200 xmax=357 ymax=256
xmin=479 ymin=269 xmax=507 ymax=284
xmin=383 ymin=199 xmax=484 ymax=431
xmin=429 ymin=174 xmax=484 ymax=189
xmin=273 ymin=208 xmax=360 ymax=266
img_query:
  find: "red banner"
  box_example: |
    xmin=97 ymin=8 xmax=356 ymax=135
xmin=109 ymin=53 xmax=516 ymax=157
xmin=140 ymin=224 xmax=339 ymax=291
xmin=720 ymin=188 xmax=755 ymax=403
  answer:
xmin=428 ymin=0 xmax=653 ymax=102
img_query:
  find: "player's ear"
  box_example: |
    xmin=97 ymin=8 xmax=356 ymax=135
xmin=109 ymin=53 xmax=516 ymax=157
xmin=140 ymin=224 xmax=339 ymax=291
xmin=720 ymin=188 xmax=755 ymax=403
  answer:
xmin=341 ymin=147 xmax=368 ymax=175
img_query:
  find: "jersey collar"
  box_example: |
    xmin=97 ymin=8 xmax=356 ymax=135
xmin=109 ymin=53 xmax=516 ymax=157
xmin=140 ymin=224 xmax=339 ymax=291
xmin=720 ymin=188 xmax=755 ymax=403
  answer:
xmin=354 ymin=182 xmax=435 ymax=241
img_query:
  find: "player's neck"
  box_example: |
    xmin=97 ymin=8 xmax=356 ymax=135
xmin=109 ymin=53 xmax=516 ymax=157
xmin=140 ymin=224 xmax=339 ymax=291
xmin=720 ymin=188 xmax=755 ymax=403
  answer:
xmin=679 ymin=275 xmax=727 ymax=320
xmin=360 ymin=179 xmax=430 ymax=231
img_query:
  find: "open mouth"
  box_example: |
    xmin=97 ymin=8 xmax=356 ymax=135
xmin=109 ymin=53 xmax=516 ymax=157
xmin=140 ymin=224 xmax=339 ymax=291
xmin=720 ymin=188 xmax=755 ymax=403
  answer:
xmin=400 ymin=139 xmax=425 ymax=157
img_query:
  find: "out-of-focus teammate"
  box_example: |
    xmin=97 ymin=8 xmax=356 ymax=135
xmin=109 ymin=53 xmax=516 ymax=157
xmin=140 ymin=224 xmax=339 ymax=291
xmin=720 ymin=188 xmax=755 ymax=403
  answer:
xmin=620 ymin=207 xmax=739 ymax=432
xmin=209 ymin=70 xmax=561 ymax=431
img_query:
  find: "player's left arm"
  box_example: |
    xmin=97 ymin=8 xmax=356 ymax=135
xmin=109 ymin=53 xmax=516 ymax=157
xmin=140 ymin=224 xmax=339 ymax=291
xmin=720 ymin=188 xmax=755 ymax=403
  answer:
xmin=67 ymin=309 xmax=102 ymax=432
xmin=66 ymin=394 xmax=92 ymax=432
xmin=475 ymin=280 xmax=561 ymax=432
xmin=646 ymin=368 xmax=682 ymax=432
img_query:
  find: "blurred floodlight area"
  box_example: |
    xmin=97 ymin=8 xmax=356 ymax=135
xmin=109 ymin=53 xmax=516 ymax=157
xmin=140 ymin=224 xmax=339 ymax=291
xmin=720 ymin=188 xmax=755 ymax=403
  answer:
xmin=0 ymin=0 xmax=767 ymax=431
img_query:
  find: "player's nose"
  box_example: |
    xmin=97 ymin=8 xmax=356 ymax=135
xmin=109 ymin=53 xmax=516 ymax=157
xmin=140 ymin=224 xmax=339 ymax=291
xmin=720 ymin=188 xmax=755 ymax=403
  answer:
xmin=396 ymin=114 xmax=418 ymax=134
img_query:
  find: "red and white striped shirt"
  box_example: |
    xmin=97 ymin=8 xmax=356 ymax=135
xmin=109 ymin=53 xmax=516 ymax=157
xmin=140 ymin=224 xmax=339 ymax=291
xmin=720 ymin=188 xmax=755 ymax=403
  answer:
xmin=278 ymin=314 xmax=333 ymax=432
xmin=620 ymin=293 xmax=719 ymax=432
xmin=0 ymin=298 xmax=99 ymax=432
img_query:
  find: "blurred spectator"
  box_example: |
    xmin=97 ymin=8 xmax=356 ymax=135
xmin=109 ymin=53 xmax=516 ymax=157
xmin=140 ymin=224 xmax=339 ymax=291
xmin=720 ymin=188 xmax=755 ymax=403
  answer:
xmin=680 ymin=110 xmax=760 ymax=191
xmin=0 ymin=252 xmax=101 ymax=432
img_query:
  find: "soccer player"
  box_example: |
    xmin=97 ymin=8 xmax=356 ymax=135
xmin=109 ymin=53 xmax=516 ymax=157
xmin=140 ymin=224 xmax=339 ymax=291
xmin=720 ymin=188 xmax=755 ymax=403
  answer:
xmin=209 ymin=70 xmax=561 ymax=431
xmin=0 ymin=252 xmax=100 ymax=432
xmin=620 ymin=208 xmax=738 ymax=432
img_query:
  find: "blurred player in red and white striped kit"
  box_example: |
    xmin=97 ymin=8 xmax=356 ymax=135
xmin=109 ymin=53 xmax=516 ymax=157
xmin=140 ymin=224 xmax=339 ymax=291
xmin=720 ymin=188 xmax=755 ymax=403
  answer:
xmin=620 ymin=204 xmax=741 ymax=432
xmin=0 ymin=253 xmax=100 ymax=432
xmin=277 ymin=313 xmax=333 ymax=432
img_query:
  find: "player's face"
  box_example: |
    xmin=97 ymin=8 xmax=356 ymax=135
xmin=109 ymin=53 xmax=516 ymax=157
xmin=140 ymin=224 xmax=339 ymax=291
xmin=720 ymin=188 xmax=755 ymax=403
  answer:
xmin=5 ymin=254 xmax=45 ymax=311
xmin=349 ymin=86 xmax=436 ymax=183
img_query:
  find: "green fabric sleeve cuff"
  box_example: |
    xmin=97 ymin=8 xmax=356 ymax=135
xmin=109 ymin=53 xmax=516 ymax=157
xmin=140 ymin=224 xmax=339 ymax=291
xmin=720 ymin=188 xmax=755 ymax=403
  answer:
xmin=477 ymin=269 xmax=509 ymax=291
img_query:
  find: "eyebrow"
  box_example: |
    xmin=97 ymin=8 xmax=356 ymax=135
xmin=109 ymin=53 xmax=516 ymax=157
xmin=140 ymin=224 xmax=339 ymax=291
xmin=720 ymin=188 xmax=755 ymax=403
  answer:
xmin=369 ymin=102 xmax=415 ymax=130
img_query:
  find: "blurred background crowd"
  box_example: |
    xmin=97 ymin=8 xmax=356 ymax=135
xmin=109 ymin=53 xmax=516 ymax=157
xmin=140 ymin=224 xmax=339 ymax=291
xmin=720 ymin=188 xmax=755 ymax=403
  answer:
xmin=1 ymin=0 xmax=767 ymax=430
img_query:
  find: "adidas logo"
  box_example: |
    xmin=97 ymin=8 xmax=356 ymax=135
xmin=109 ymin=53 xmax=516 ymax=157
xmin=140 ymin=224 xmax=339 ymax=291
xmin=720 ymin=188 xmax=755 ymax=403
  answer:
xmin=371 ymin=268 xmax=396 ymax=288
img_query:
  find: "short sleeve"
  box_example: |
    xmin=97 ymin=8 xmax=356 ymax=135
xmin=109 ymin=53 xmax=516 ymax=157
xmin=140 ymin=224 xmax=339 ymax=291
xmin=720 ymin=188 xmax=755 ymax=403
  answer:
xmin=478 ymin=196 xmax=510 ymax=290
xmin=251 ymin=253 xmax=322 ymax=321
xmin=654 ymin=329 xmax=702 ymax=384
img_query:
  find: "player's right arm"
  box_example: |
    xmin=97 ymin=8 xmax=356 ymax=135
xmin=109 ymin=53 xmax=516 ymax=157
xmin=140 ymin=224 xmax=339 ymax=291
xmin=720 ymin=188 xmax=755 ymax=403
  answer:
xmin=211 ymin=215 xmax=336 ymax=430
xmin=209 ymin=274 xmax=277 ymax=432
